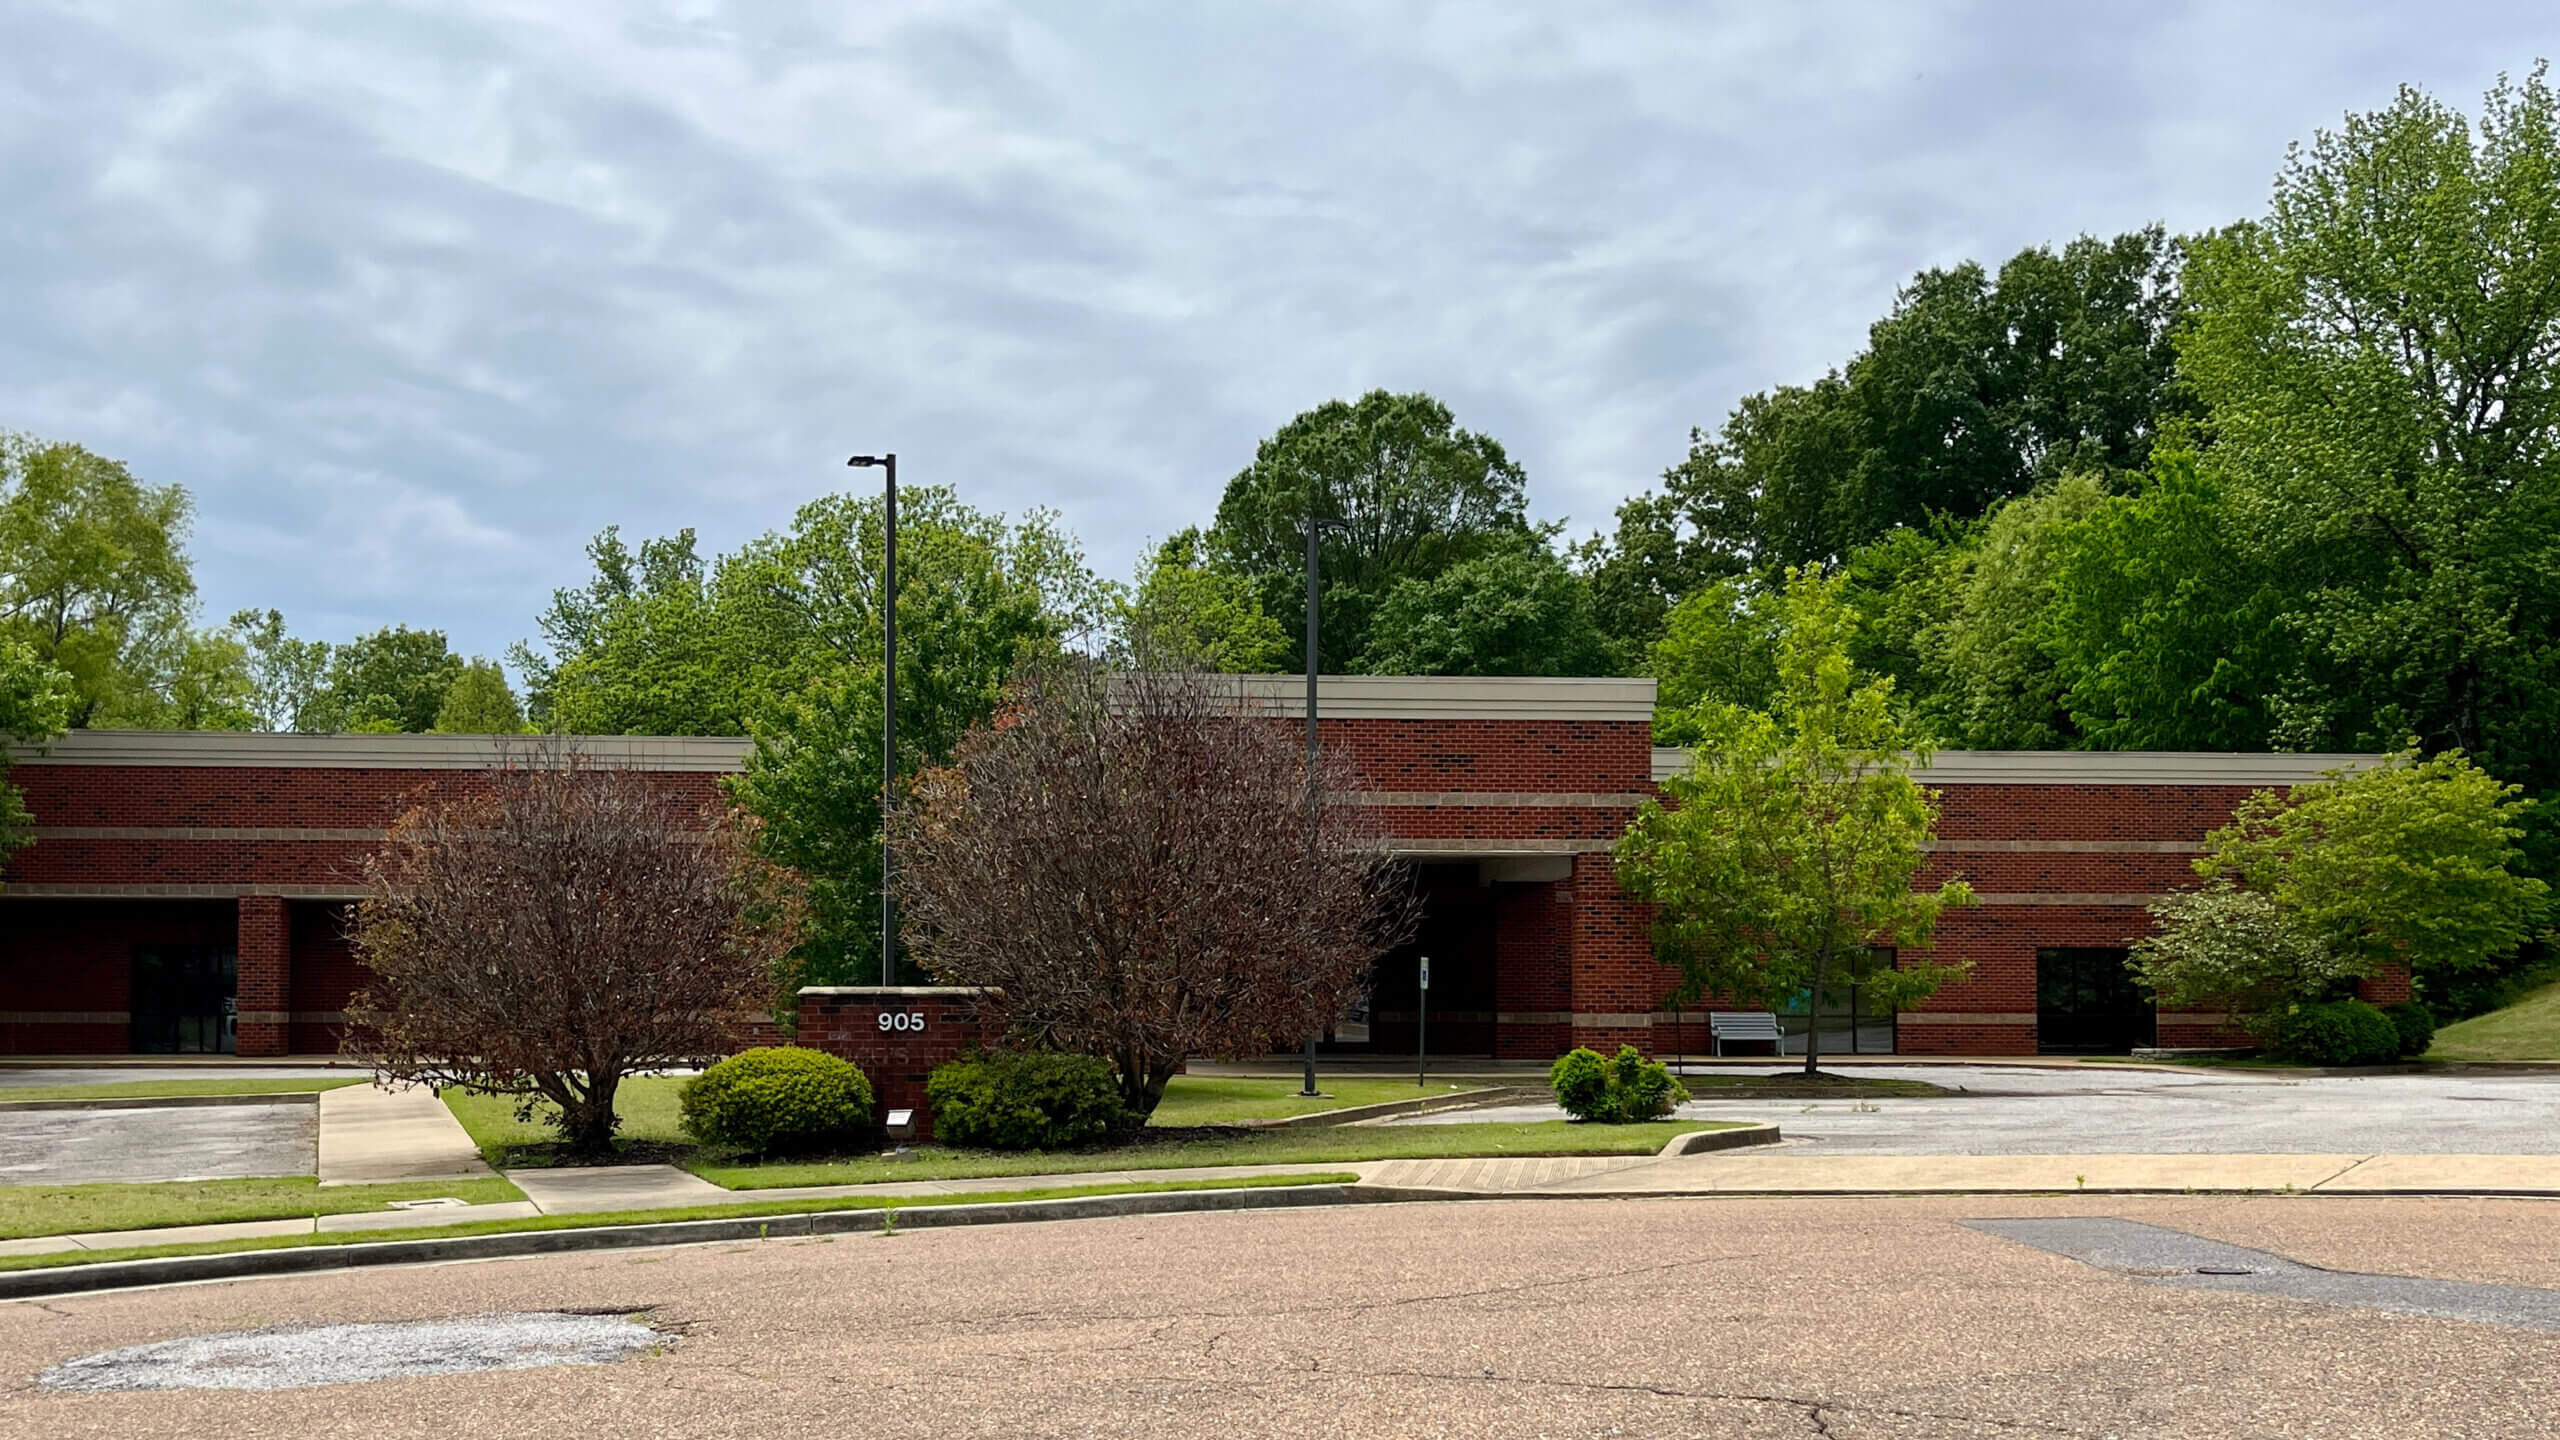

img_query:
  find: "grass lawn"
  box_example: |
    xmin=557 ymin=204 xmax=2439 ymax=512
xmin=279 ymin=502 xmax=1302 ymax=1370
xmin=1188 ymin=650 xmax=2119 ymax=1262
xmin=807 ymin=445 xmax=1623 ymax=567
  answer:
xmin=2430 ymin=980 xmax=2560 ymax=1061
xmin=443 ymin=1079 xmax=689 ymax=1166
xmin=0 ymin=1077 xmax=369 ymax=1105
xmin=0 ymin=1173 xmax=1354 ymax=1274
xmin=695 ymin=1119 xmax=1730 ymax=1190
xmin=0 ymin=1176 xmax=527 ymax=1240
xmin=1143 ymin=1077 xmax=1498 ymax=1125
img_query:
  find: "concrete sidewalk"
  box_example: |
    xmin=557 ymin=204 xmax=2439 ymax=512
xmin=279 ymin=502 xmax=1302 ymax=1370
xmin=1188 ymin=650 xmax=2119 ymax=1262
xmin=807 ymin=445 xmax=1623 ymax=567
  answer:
xmin=315 ymin=1084 xmax=493 ymax=1184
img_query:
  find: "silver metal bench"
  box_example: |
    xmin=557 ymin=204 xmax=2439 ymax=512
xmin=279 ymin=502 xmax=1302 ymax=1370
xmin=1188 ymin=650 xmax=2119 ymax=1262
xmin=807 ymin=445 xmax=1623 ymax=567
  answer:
xmin=1709 ymin=1011 xmax=1784 ymax=1057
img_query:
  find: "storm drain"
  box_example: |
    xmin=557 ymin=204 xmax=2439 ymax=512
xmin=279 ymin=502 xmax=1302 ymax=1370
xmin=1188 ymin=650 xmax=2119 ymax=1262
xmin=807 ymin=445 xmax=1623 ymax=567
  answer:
xmin=39 ymin=1311 xmax=666 ymax=1392
xmin=1967 ymin=1217 xmax=2560 ymax=1332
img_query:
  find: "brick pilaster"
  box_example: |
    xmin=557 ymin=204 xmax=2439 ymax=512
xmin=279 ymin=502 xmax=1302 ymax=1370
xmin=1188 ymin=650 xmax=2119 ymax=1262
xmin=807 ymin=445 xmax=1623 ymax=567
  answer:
xmin=1566 ymin=851 xmax=1658 ymax=1055
xmin=235 ymin=894 xmax=289 ymax=1056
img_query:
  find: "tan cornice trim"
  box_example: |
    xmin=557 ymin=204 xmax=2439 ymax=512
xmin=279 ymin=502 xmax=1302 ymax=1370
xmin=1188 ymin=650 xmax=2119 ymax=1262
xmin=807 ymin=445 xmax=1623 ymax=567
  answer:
xmin=9 ymin=731 xmax=752 ymax=772
xmin=1926 ymin=839 xmax=2202 ymax=854
xmin=1233 ymin=675 xmax=1656 ymax=722
xmin=1969 ymin=893 xmax=2166 ymax=906
xmin=1899 ymin=1012 xmax=2037 ymax=1026
xmin=1389 ymin=840 xmax=1612 ymax=856
xmin=0 ymin=884 xmax=368 ymax=900
xmin=1653 ymin=746 xmax=2385 ymax=786
xmin=1351 ymin=792 xmax=1651 ymax=809
xmin=0 ymin=1011 xmax=129 ymax=1024
xmin=29 ymin=827 xmax=386 ymax=842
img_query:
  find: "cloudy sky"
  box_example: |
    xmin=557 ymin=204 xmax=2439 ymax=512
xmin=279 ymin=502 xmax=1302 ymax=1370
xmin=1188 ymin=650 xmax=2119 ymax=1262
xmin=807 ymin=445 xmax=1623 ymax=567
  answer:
xmin=2 ymin=2 xmax=2547 ymax=666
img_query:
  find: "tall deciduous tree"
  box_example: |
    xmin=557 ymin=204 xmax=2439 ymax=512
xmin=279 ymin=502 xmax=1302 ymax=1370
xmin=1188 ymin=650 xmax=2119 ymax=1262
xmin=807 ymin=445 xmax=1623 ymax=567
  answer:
xmin=1355 ymin=540 xmax=1612 ymax=678
xmin=349 ymin=754 xmax=800 ymax=1155
xmin=228 ymin=609 xmax=336 ymax=733
xmin=1616 ymin=567 xmax=1973 ymax=1073
xmin=2179 ymin=69 xmax=2560 ymax=805
xmin=0 ymin=435 xmax=197 ymax=727
xmin=1206 ymin=390 xmax=1534 ymax=671
xmin=890 ymin=661 xmax=1416 ymax=1115
xmin=1114 ymin=531 xmax=1289 ymax=672
xmin=433 ymin=659 xmax=526 ymax=733
xmin=1 ymin=639 xmax=74 ymax=860
xmin=312 ymin=626 xmax=464 ymax=734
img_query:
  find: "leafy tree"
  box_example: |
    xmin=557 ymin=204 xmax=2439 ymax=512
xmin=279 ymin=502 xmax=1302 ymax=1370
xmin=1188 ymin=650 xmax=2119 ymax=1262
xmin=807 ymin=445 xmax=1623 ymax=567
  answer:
xmin=311 ymin=626 xmax=464 ymax=734
xmin=1354 ymin=541 xmax=1612 ymax=677
xmin=889 ymin=662 xmax=1414 ymax=1115
xmin=2129 ymin=882 xmax=2369 ymax=1021
xmin=349 ymin=755 xmax=802 ymax=1156
xmin=1832 ymin=524 xmax=1967 ymax=731
xmin=229 ymin=610 xmax=336 ymax=732
xmin=1114 ymin=531 xmax=1288 ymax=672
xmin=1205 ymin=390 xmax=1533 ymax=671
xmin=1933 ymin=475 xmax=2109 ymax=748
xmin=1646 ymin=577 xmax=1779 ymax=744
xmin=149 ymin=628 xmax=258 ymax=731
xmin=433 ymin=659 xmax=526 ymax=733
xmin=2041 ymin=446 xmax=2297 ymax=751
xmin=0 ymin=435 xmax=196 ymax=727
xmin=1615 ymin=567 xmax=1973 ymax=1073
xmin=2178 ymin=69 xmax=2560 ymax=807
xmin=1 ymin=638 xmax=74 ymax=860
xmin=2202 ymin=747 xmax=2549 ymax=990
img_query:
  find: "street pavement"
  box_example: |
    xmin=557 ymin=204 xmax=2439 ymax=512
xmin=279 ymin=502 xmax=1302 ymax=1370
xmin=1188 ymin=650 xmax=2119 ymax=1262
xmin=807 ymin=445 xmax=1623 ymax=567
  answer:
xmin=1415 ymin=1063 xmax=2560 ymax=1153
xmin=5 ymin=1194 xmax=2556 ymax=1437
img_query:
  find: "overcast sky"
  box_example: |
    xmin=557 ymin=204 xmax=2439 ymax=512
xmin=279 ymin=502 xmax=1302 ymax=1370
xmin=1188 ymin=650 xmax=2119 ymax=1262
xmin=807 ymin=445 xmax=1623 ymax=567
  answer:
xmin=2 ymin=2 xmax=2547 ymax=668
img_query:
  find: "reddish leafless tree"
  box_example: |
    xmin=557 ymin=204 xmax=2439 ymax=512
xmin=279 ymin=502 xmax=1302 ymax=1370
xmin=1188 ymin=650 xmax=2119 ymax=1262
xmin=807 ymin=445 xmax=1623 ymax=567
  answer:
xmin=347 ymin=750 xmax=803 ymax=1156
xmin=890 ymin=660 xmax=1416 ymax=1116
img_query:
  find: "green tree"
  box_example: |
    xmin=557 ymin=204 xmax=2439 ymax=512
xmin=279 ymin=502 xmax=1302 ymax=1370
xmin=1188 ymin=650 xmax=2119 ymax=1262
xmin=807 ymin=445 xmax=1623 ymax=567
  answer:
xmin=434 ymin=659 xmax=526 ymax=733
xmin=2178 ymin=69 xmax=2560 ymax=805
xmin=228 ymin=609 xmax=335 ymax=732
xmin=0 ymin=435 xmax=196 ymax=727
xmin=1646 ymin=577 xmax=1780 ymax=744
xmin=1205 ymin=390 xmax=1533 ymax=671
xmin=2130 ymin=882 xmax=2369 ymax=1021
xmin=1115 ymin=531 xmax=1289 ymax=672
xmin=1354 ymin=541 xmax=1611 ymax=677
xmin=1615 ymin=567 xmax=1974 ymax=1073
xmin=1 ymin=638 xmax=75 ymax=860
xmin=1933 ymin=474 xmax=2109 ymax=748
xmin=311 ymin=626 xmax=464 ymax=734
xmin=2202 ymin=747 xmax=2549 ymax=991
xmin=150 ymin=628 xmax=258 ymax=731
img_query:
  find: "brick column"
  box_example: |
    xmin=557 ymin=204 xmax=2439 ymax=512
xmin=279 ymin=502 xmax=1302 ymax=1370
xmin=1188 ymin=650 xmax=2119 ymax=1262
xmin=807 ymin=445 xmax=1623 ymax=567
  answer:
xmin=235 ymin=894 xmax=290 ymax=1057
xmin=1566 ymin=851 xmax=1659 ymax=1055
xmin=1491 ymin=880 xmax=1570 ymax=1060
xmin=795 ymin=987 xmax=997 ymax=1139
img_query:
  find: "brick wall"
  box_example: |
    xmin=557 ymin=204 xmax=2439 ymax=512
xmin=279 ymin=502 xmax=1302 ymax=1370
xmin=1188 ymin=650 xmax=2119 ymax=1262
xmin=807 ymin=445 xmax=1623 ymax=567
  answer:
xmin=794 ymin=988 xmax=998 ymax=1138
xmin=235 ymin=894 xmax=289 ymax=1057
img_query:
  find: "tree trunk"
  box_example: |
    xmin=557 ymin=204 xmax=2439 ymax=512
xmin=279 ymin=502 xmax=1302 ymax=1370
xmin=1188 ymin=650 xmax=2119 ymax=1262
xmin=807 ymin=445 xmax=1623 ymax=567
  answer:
xmin=560 ymin=1069 xmax=622 ymax=1157
xmin=1802 ymin=944 xmax=1832 ymax=1077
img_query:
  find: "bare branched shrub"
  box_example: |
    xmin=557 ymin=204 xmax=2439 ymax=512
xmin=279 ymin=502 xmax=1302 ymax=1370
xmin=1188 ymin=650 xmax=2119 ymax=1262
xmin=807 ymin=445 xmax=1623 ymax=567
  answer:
xmin=891 ymin=660 xmax=1415 ymax=1115
xmin=348 ymin=750 xmax=803 ymax=1156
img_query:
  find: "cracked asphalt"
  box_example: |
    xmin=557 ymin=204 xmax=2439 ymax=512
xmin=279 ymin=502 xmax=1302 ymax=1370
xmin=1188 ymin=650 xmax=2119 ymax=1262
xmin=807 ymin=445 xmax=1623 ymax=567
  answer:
xmin=4 ymin=1194 xmax=2556 ymax=1437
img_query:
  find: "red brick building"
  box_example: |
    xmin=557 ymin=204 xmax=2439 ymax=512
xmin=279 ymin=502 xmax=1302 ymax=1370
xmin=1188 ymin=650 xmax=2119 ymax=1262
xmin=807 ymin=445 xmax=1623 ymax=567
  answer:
xmin=1 ymin=682 xmax=2381 ymax=1059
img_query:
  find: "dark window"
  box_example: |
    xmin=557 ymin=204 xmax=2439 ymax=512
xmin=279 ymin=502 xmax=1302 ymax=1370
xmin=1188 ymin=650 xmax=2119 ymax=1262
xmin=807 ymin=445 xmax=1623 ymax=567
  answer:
xmin=1778 ymin=946 xmax=1899 ymax=1055
xmin=2036 ymin=947 xmax=2154 ymax=1055
xmin=131 ymin=946 xmax=237 ymax=1054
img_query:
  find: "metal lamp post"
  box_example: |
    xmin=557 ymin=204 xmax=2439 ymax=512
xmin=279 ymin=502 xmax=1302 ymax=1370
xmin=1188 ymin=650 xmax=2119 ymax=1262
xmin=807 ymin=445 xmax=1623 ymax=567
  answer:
xmin=1299 ymin=513 xmax=1350 ymax=1098
xmin=847 ymin=452 xmax=897 ymax=986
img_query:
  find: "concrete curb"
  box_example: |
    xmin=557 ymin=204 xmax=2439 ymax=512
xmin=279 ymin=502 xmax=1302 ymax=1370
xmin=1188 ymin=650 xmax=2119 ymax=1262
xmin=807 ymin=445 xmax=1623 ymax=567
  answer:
xmin=0 ymin=1091 xmax=323 ymax=1113
xmin=0 ymin=1183 xmax=1363 ymax=1302
xmin=1660 ymin=1123 xmax=1783 ymax=1156
xmin=1254 ymin=1086 xmax=1529 ymax=1128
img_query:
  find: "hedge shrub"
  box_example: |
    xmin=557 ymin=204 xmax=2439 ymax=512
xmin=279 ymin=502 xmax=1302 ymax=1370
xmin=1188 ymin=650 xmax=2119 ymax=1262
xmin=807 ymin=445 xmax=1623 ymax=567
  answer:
xmin=1550 ymin=1045 xmax=1690 ymax=1123
xmin=681 ymin=1046 xmax=875 ymax=1156
xmin=2382 ymin=1001 xmax=2437 ymax=1060
xmin=2258 ymin=999 xmax=2402 ymax=1067
xmin=927 ymin=1050 xmax=1133 ymax=1150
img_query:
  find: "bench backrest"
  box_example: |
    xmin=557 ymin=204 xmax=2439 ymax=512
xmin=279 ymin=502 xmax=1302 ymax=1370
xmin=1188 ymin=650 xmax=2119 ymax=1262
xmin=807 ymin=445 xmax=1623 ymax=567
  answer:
xmin=1708 ymin=1011 xmax=1782 ymax=1037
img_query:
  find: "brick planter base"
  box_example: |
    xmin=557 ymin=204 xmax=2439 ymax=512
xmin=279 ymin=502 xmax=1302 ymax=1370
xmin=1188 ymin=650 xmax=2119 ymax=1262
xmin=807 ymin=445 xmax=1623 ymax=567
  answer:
xmin=795 ymin=987 xmax=997 ymax=1139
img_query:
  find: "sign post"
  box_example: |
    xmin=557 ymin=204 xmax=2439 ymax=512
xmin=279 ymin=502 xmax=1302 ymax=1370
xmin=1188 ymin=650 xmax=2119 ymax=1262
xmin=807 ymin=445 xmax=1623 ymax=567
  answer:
xmin=1417 ymin=954 xmax=1430 ymax=1087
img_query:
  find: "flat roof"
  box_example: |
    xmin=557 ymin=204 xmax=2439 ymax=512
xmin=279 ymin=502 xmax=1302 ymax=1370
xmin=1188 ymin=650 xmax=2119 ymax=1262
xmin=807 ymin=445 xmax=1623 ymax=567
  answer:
xmin=8 ymin=731 xmax=754 ymax=772
xmin=1229 ymin=675 xmax=1656 ymax=723
xmin=1651 ymin=747 xmax=2385 ymax=785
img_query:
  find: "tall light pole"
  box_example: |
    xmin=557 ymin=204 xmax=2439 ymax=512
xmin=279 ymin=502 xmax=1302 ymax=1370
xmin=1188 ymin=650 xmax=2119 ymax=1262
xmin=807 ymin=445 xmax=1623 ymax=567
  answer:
xmin=848 ymin=452 xmax=897 ymax=986
xmin=1300 ymin=513 xmax=1349 ymax=1097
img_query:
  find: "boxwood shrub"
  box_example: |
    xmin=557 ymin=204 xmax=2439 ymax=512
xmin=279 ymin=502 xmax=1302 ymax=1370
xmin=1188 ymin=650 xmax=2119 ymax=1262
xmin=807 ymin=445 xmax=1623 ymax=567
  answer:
xmin=2258 ymin=999 xmax=2402 ymax=1067
xmin=2382 ymin=1001 xmax=2437 ymax=1060
xmin=927 ymin=1050 xmax=1133 ymax=1150
xmin=1551 ymin=1044 xmax=1690 ymax=1123
xmin=681 ymin=1046 xmax=875 ymax=1156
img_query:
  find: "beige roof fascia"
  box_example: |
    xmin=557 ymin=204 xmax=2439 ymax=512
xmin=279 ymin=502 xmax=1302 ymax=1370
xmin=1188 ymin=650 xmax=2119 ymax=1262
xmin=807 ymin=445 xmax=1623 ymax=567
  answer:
xmin=8 ymin=730 xmax=753 ymax=773
xmin=1651 ymin=746 xmax=2386 ymax=786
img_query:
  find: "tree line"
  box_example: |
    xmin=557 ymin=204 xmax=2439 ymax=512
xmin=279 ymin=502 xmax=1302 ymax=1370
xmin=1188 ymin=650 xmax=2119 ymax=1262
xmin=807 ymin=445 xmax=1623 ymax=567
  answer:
xmin=10 ymin=67 xmax=2560 ymax=991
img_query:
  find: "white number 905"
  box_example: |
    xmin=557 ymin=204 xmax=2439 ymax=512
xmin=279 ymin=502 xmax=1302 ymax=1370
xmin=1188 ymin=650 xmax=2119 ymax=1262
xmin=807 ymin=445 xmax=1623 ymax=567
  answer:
xmin=876 ymin=1010 xmax=927 ymax=1033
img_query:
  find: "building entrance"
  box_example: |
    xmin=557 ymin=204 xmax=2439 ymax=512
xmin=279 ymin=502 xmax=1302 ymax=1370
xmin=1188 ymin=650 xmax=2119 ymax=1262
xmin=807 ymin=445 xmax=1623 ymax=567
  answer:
xmin=131 ymin=945 xmax=237 ymax=1054
xmin=2036 ymin=946 xmax=2153 ymax=1054
xmin=1327 ymin=864 xmax=1497 ymax=1055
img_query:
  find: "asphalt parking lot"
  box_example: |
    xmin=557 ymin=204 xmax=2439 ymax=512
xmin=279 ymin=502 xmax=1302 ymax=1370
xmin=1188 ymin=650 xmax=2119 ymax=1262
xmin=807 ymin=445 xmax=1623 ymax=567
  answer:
xmin=0 ymin=1102 xmax=318 ymax=1185
xmin=1421 ymin=1064 xmax=2560 ymax=1154
xmin=5 ymin=1194 xmax=2554 ymax=1437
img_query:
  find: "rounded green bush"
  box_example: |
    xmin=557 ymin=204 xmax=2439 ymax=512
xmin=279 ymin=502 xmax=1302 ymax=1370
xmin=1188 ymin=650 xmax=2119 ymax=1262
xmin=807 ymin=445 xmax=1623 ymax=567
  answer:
xmin=1550 ymin=1045 xmax=1690 ymax=1123
xmin=680 ymin=1046 xmax=875 ymax=1156
xmin=2382 ymin=1001 xmax=2437 ymax=1060
xmin=2260 ymin=999 xmax=2402 ymax=1067
xmin=927 ymin=1050 xmax=1132 ymax=1151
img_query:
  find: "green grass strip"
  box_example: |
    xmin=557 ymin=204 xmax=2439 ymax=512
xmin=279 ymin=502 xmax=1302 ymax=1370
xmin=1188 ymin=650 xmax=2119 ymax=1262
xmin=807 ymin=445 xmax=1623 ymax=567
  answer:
xmin=0 ymin=1077 xmax=368 ymax=1105
xmin=0 ymin=1176 xmax=528 ymax=1240
xmin=0 ymin=1173 xmax=1356 ymax=1274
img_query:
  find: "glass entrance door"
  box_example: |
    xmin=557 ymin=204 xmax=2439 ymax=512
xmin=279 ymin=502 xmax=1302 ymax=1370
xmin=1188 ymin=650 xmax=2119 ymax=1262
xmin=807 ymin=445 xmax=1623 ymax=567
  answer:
xmin=2036 ymin=947 xmax=2154 ymax=1054
xmin=131 ymin=946 xmax=238 ymax=1054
